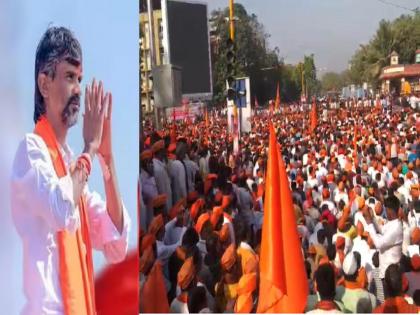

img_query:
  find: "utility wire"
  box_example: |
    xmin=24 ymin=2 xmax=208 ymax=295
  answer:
xmin=376 ymin=0 xmax=418 ymax=13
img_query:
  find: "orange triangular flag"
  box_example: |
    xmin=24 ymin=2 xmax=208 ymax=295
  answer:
xmin=257 ymin=124 xmax=286 ymax=313
xmin=275 ymin=82 xmax=280 ymax=110
xmin=310 ymin=100 xmax=317 ymax=133
xmin=140 ymin=261 xmax=170 ymax=313
xmin=276 ymin=148 xmax=309 ymax=312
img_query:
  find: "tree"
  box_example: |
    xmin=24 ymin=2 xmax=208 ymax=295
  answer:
xmin=348 ymin=11 xmax=420 ymax=89
xmin=210 ymin=4 xmax=282 ymax=105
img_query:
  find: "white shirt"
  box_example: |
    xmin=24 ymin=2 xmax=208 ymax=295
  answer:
xmin=367 ymin=219 xmax=403 ymax=278
xmin=10 ymin=133 xmax=130 ymax=315
xmin=168 ymin=159 xmax=187 ymax=204
xmin=153 ymin=158 xmax=173 ymax=213
xmin=164 ymin=218 xmax=187 ymax=246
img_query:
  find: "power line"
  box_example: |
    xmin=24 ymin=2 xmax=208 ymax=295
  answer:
xmin=376 ymin=0 xmax=418 ymax=13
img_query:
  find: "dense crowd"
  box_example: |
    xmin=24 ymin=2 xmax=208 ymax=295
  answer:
xmin=140 ymin=100 xmax=420 ymax=313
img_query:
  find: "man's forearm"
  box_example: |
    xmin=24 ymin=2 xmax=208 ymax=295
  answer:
xmin=101 ymin=154 xmax=124 ymax=234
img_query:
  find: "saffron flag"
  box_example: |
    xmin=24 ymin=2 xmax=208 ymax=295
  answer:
xmin=257 ymin=124 xmax=308 ymax=313
xmin=310 ymin=100 xmax=317 ymax=133
xmin=275 ymin=82 xmax=281 ymax=111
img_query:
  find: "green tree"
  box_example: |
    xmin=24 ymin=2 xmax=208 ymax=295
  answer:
xmin=348 ymin=11 xmax=420 ymax=89
xmin=210 ymin=4 xmax=282 ymax=105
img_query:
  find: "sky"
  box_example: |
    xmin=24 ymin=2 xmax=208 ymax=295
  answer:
xmin=0 ymin=0 xmax=138 ymax=313
xmin=205 ymin=0 xmax=420 ymax=76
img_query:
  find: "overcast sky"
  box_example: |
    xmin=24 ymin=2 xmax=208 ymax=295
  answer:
xmin=205 ymin=0 xmax=420 ymax=75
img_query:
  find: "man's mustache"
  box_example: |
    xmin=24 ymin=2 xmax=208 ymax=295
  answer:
xmin=65 ymin=94 xmax=80 ymax=108
xmin=62 ymin=94 xmax=80 ymax=123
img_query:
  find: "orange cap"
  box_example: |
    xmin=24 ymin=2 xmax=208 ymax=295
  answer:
xmin=151 ymin=140 xmax=165 ymax=153
xmin=195 ymin=213 xmax=210 ymax=234
xmin=169 ymin=198 xmax=186 ymax=219
xmin=148 ymin=214 xmax=164 ymax=236
xmin=210 ymin=206 xmax=224 ymax=228
xmin=151 ymin=194 xmax=167 ymax=209
xmin=190 ymin=198 xmax=205 ymax=221
xmin=221 ymin=244 xmax=238 ymax=271
xmin=411 ymin=255 xmax=420 ymax=271
xmin=140 ymin=150 xmax=153 ymax=161
xmin=218 ymin=224 xmax=230 ymax=243
xmin=141 ymin=234 xmax=156 ymax=251
xmin=140 ymin=247 xmax=155 ymax=273
xmin=177 ymin=257 xmax=196 ymax=290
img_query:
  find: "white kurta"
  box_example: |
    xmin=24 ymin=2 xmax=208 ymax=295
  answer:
xmin=153 ymin=158 xmax=173 ymax=214
xmin=367 ymin=219 xmax=403 ymax=278
xmin=168 ymin=159 xmax=187 ymax=204
xmin=164 ymin=218 xmax=187 ymax=246
xmin=10 ymin=133 xmax=130 ymax=315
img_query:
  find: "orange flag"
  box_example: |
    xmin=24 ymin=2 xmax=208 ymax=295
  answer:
xmin=275 ymin=82 xmax=281 ymax=111
xmin=257 ymin=124 xmax=308 ymax=313
xmin=276 ymin=144 xmax=309 ymax=312
xmin=353 ymin=122 xmax=358 ymax=152
xmin=204 ymin=108 xmax=209 ymax=145
xmin=140 ymin=261 xmax=170 ymax=313
xmin=310 ymin=100 xmax=317 ymax=133
xmin=257 ymin=123 xmax=285 ymax=313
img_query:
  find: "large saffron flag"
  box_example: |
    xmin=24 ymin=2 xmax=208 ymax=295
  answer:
xmin=257 ymin=124 xmax=308 ymax=313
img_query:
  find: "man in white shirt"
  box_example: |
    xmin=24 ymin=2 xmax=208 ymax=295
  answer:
xmin=152 ymin=140 xmax=173 ymax=214
xmin=10 ymin=27 xmax=130 ymax=315
xmin=364 ymin=196 xmax=403 ymax=279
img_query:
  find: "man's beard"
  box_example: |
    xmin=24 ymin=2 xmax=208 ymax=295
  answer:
xmin=61 ymin=94 xmax=80 ymax=127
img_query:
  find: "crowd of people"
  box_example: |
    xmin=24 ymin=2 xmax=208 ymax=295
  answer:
xmin=140 ymin=100 xmax=420 ymax=313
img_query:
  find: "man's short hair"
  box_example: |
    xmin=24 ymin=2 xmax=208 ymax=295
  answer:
xmin=187 ymin=286 xmax=207 ymax=313
xmin=34 ymin=26 xmax=82 ymax=123
xmin=315 ymin=263 xmax=336 ymax=301
xmin=384 ymin=264 xmax=402 ymax=298
xmin=384 ymin=195 xmax=400 ymax=214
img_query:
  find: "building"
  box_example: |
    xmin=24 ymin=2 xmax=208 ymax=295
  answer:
xmin=140 ymin=1 xmax=164 ymax=115
xmin=379 ymin=49 xmax=420 ymax=95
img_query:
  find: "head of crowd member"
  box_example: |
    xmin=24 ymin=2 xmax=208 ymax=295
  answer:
xmin=411 ymin=184 xmax=419 ymax=201
xmin=188 ymin=286 xmax=209 ymax=313
xmin=234 ymin=218 xmax=252 ymax=247
xmin=140 ymin=246 xmax=155 ymax=276
xmin=384 ymin=195 xmax=400 ymax=221
xmin=383 ymin=264 xmax=404 ymax=298
xmin=342 ymin=252 xmax=359 ymax=282
xmin=151 ymin=139 xmax=167 ymax=162
xmin=413 ymin=290 xmax=420 ymax=307
xmin=314 ymin=263 xmax=336 ymax=302
xmin=182 ymin=227 xmax=200 ymax=251
xmin=148 ymin=214 xmax=165 ymax=241
xmin=140 ymin=150 xmax=154 ymax=176
xmin=34 ymin=27 xmax=83 ymax=130
xmin=221 ymin=244 xmax=242 ymax=280
xmin=176 ymin=141 xmax=187 ymax=161
xmin=317 ymin=229 xmax=328 ymax=247
xmin=178 ymin=257 xmax=198 ymax=293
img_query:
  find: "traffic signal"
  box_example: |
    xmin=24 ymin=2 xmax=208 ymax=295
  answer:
xmin=226 ymin=38 xmax=236 ymax=100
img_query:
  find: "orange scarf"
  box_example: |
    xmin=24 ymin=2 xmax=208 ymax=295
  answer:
xmin=34 ymin=116 xmax=95 ymax=315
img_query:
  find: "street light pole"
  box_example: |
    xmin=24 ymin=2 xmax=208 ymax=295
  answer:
xmin=147 ymin=0 xmax=160 ymax=129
